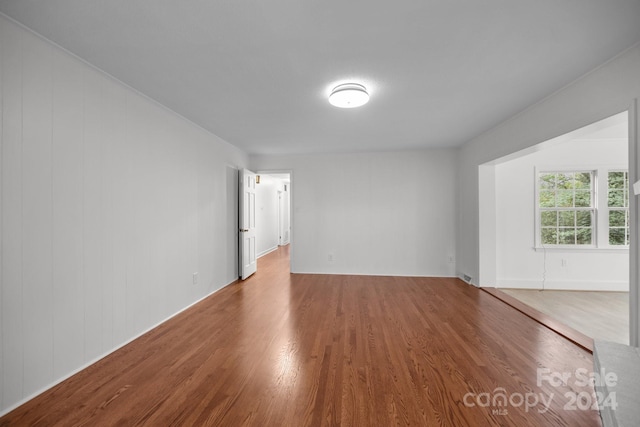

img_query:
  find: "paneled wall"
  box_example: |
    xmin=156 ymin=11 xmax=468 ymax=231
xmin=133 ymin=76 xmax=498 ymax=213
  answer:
xmin=0 ymin=15 xmax=247 ymax=413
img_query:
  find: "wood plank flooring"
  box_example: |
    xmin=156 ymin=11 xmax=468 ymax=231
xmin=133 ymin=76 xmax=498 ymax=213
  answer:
xmin=1 ymin=246 xmax=601 ymax=426
xmin=482 ymin=287 xmax=594 ymax=352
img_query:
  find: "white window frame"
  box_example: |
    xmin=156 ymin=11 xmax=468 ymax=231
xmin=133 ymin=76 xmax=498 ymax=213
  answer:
xmin=534 ymin=166 xmax=629 ymax=252
xmin=607 ymin=169 xmax=630 ymax=246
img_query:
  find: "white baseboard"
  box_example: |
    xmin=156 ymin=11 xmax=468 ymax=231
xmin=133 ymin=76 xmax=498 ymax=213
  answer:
xmin=496 ymin=278 xmax=628 ymax=292
xmin=257 ymin=246 xmax=278 ymax=258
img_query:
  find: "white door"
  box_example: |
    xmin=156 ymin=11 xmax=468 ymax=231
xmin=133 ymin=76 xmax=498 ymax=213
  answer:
xmin=239 ymin=169 xmax=257 ymax=280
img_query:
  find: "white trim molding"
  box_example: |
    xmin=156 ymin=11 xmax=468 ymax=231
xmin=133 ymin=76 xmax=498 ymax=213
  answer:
xmin=497 ymin=279 xmax=628 ymax=292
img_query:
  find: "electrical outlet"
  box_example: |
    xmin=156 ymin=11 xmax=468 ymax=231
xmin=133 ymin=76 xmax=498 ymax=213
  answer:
xmin=193 ymin=272 xmax=198 ymax=285
xmin=561 ymin=259 xmax=568 ymax=267
xmin=328 ymin=253 xmax=334 ymax=262
xmin=447 ymin=256 xmax=454 ymax=264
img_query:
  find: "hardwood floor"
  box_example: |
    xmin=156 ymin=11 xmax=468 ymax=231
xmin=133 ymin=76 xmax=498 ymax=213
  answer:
xmin=482 ymin=287 xmax=595 ymax=352
xmin=1 ymin=246 xmax=601 ymax=426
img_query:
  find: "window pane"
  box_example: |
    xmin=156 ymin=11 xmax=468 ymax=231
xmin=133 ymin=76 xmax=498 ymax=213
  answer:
xmin=541 ymin=211 xmax=557 ymax=227
xmin=537 ymin=170 xmax=595 ymax=247
xmin=557 ymin=173 xmax=573 ymax=189
xmin=539 ymin=173 xmax=556 ymax=189
xmin=608 ymin=172 xmax=625 ymax=189
xmin=608 ymin=190 xmax=624 ymax=207
xmin=576 ymin=211 xmax=592 ymax=227
xmin=576 ymin=228 xmax=592 ymax=245
xmin=574 ymin=172 xmax=591 ymax=189
xmin=558 ymin=211 xmax=575 ymax=227
xmin=609 ymin=210 xmax=626 ymax=227
xmin=610 ymin=228 xmax=626 ymax=245
xmin=559 ymin=229 xmax=575 ymax=245
xmin=557 ymin=190 xmax=574 ymax=207
xmin=575 ymin=190 xmax=591 ymax=207
xmin=607 ymin=171 xmax=629 ymax=246
xmin=539 ymin=191 xmax=555 ymax=207
xmin=624 ymin=188 xmax=629 ymax=208
xmin=541 ymin=228 xmax=557 ymax=245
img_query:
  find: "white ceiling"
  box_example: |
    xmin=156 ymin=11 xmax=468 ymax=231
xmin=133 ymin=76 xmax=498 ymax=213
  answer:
xmin=1 ymin=1 xmax=639 ymax=155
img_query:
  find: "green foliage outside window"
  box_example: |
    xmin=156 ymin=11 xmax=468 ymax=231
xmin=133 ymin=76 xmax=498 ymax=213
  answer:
xmin=539 ymin=170 xmax=630 ymax=247
xmin=539 ymin=172 xmax=593 ymax=246
xmin=608 ymin=171 xmax=629 ymax=245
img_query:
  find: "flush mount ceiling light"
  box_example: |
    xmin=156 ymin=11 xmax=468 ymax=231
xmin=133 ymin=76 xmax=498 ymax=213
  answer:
xmin=328 ymin=83 xmax=369 ymax=108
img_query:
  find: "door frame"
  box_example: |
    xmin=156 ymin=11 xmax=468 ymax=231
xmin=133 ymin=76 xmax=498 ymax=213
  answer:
xmin=629 ymin=99 xmax=639 ymax=346
xmin=257 ymin=169 xmax=293 ymax=272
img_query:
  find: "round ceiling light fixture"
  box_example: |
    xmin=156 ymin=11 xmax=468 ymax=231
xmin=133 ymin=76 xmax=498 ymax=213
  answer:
xmin=328 ymin=83 xmax=369 ymax=108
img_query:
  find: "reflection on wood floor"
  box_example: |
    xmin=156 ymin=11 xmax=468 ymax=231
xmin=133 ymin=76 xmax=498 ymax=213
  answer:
xmin=1 ymin=246 xmax=601 ymax=426
xmin=500 ymin=288 xmax=628 ymax=345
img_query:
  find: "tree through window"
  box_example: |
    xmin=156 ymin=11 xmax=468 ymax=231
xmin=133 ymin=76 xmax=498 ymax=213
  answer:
xmin=608 ymin=171 xmax=630 ymax=245
xmin=538 ymin=171 xmax=594 ymax=246
xmin=537 ymin=169 xmax=630 ymax=248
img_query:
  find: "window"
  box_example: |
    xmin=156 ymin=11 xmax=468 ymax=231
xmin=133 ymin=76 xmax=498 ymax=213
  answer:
xmin=608 ymin=171 xmax=630 ymax=245
xmin=539 ymin=172 xmax=594 ymax=246
xmin=537 ymin=168 xmax=629 ymax=249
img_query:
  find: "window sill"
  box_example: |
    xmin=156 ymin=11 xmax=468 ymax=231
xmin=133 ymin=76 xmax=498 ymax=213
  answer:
xmin=533 ymin=246 xmax=629 ymax=253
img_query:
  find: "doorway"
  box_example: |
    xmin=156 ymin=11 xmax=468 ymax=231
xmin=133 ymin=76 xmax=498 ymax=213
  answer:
xmin=255 ymin=171 xmax=292 ymax=272
xmin=480 ymin=111 xmax=630 ymax=344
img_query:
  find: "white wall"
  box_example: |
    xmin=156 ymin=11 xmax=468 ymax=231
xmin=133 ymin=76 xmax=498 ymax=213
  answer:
xmin=0 ymin=15 xmax=247 ymax=414
xmin=255 ymin=175 xmax=284 ymax=257
xmin=495 ymin=138 xmax=628 ymax=291
xmin=457 ymin=43 xmax=640 ymax=287
xmin=250 ymin=150 xmax=457 ymax=277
